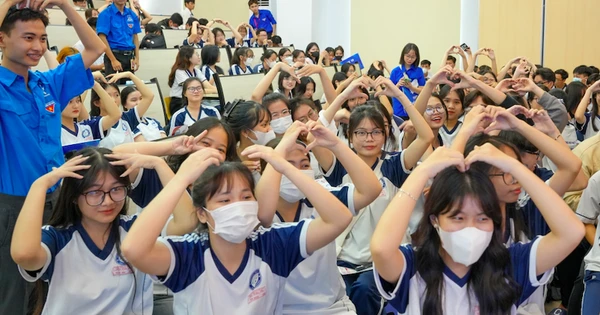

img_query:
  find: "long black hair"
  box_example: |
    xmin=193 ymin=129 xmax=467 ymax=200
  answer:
xmin=222 ymin=100 xmax=270 ymax=143
xmin=348 ymin=103 xmax=387 ymax=148
xmin=412 ymin=166 xmax=520 ymax=315
xmin=200 ymin=45 xmax=224 ymax=74
xmin=90 ymin=82 xmax=119 ymax=117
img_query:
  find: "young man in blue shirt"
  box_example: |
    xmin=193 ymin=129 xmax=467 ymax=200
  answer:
xmin=0 ymin=0 xmax=104 ymax=314
xmin=248 ymin=0 xmax=276 ymax=38
xmin=96 ymin=0 xmax=141 ymax=81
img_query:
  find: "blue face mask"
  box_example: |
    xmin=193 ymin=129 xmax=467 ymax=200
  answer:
xmin=573 ymin=77 xmax=582 ymax=82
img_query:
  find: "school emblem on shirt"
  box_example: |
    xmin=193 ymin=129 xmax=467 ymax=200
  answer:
xmin=112 ymin=255 xmax=133 ymax=276
xmin=45 ymin=102 xmax=55 ymax=113
xmin=249 ymin=269 xmax=262 ymax=290
xmin=82 ymin=129 xmax=91 ymax=139
xmin=127 ymin=15 xmax=134 ymax=28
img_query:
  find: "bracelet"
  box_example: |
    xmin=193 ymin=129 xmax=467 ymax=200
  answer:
xmin=554 ymin=133 xmax=562 ymax=141
xmin=397 ymin=188 xmax=418 ymax=202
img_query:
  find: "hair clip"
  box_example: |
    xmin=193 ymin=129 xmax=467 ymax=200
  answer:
xmin=223 ymin=99 xmax=243 ymax=120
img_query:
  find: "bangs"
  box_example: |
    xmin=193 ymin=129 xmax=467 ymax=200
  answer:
xmin=193 ymin=162 xmax=255 ymax=208
xmin=70 ymin=148 xmax=130 ymax=192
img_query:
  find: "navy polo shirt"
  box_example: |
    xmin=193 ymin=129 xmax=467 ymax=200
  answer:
xmin=249 ymin=9 xmax=276 ymax=35
xmin=389 ymin=65 xmax=426 ymax=117
xmin=96 ymin=4 xmax=141 ymax=51
xmin=0 ymin=54 xmax=94 ymax=196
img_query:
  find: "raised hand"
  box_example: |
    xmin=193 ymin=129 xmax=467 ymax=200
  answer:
xmin=296 ymin=64 xmax=323 ymax=78
xmin=512 ymin=77 xmax=537 ymax=92
xmin=278 ymin=121 xmax=309 ymax=151
xmin=429 ymin=65 xmax=455 ymax=87
xmin=175 ymin=148 xmax=223 ymax=185
xmin=374 ymin=76 xmax=403 ymax=99
xmin=462 ymin=105 xmax=493 ymax=136
xmin=530 ymin=109 xmax=559 ymax=137
xmin=93 ymin=71 xmax=107 ymax=83
xmin=106 ymin=71 xmax=132 ymax=84
xmin=170 ymin=131 xmax=212 ymax=155
xmin=107 ymin=153 xmax=166 ymax=178
xmin=450 ymin=70 xmax=476 ymax=91
xmin=484 ymin=108 xmax=522 ymax=133
xmin=417 ymin=147 xmax=466 ymax=177
xmin=241 ymin=145 xmax=289 ymax=174
xmin=41 ymin=155 xmax=90 ymax=188
xmin=465 ymin=143 xmax=518 ymax=173
xmin=305 ymin=123 xmax=341 ymax=151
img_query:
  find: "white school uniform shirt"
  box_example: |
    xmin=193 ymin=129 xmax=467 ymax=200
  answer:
xmin=439 ymin=116 xmax=464 ymax=147
xmin=121 ymin=107 xmax=165 ymax=141
xmin=169 ymin=68 xmax=207 ymax=98
xmin=18 ymin=215 xmax=153 ymax=315
xmin=576 ymin=171 xmax=600 ymax=272
xmin=576 ymin=113 xmax=600 ymax=140
xmin=168 ymin=104 xmax=221 ymax=136
xmin=201 ymin=65 xmax=217 ymax=82
xmin=272 ymin=185 xmax=357 ymax=314
xmin=181 ymin=7 xmax=193 ymax=26
xmin=229 ymin=64 xmax=254 ymax=76
xmin=61 ymin=117 xmax=104 ymax=146
xmin=98 ymin=118 xmax=134 ymax=149
xmin=323 ymin=151 xmax=412 ymax=265
xmin=156 ymin=220 xmax=312 ymax=315
xmin=373 ymin=237 xmax=552 ymax=315
xmin=73 ymin=40 xmax=104 ymax=68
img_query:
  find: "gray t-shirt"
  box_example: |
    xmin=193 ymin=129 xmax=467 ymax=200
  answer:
xmin=576 ymin=170 xmax=600 ymax=272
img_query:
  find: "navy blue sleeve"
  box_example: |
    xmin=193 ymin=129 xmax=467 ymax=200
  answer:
xmin=169 ymin=111 xmax=187 ymax=136
xmin=79 ymin=117 xmax=104 ymax=139
xmin=121 ymin=110 xmax=140 ymax=132
xmin=40 ymin=226 xmax=75 ymax=280
xmin=161 ymin=235 xmax=207 ymax=293
xmin=380 ymin=152 xmax=410 ymax=188
xmin=226 ymin=38 xmax=236 ymax=48
xmin=377 ymin=245 xmax=415 ymax=313
xmin=509 ymin=237 xmax=543 ymax=305
xmin=39 ymin=54 xmax=94 ymax=111
xmin=96 ymin=9 xmax=111 ymax=36
xmin=322 ymin=157 xmax=347 ymax=187
xmin=129 ymin=168 xmax=164 ymax=208
xmin=251 ymin=220 xmax=309 ymax=278
xmin=575 ymin=113 xmax=590 ymax=132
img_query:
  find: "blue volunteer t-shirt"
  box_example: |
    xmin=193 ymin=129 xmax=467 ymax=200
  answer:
xmin=0 ymin=54 xmax=94 ymax=196
xmin=249 ymin=9 xmax=277 ymax=35
xmin=96 ymin=4 xmax=141 ymax=51
xmin=389 ymin=65 xmax=426 ymax=117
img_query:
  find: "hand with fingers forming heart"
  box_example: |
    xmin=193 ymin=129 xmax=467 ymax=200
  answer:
xmin=449 ymin=70 xmax=477 ymax=91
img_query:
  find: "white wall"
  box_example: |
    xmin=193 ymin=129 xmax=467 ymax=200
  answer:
xmin=460 ymin=0 xmax=480 ymax=68
xmin=311 ymin=0 xmax=351 ymax=52
xmin=273 ymin=0 xmax=313 ymax=49
xmin=138 ymin=0 xmax=182 ymax=16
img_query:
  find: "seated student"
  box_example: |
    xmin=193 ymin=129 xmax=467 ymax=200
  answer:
xmin=262 ymin=93 xmax=292 ymax=136
xmin=128 ymin=0 xmax=153 ymax=26
xmin=120 ymin=85 xmax=165 ymax=142
xmin=61 ymin=81 xmax=120 ymax=146
xmin=236 ymin=22 xmax=257 ymax=47
xmin=200 ymin=46 xmax=225 ymax=85
xmin=371 ymin=143 xmax=584 ymax=315
xmin=305 ymin=42 xmax=320 ymax=65
xmin=207 ymin=19 xmax=243 ymax=48
xmin=139 ymin=23 xmax=166 ymax=49
xmin=157 ymin=12 xmax=183 ymax=29
xmin=254 ymin=122 xmax=381 ymax=314
xmin=574 ymin=80 xmax=600 ymax=139
xmin=573 ymin=65 xmax=592 ymax=84
xmin=324 ymin=47 xmax=335 ymax=65
xmin=341 ymin=63 xmax=356 ymax=77
xmin=420 ymin=59 xmax=431 ymax=79
xmin=229 ymin=47 xmax=254 ymax=75
xmin=294 ymin=77 xmax=322 ymax=111
xmin=169 ymin=47 xmax=216 ymax=115
xmin=292 ymin=49 xmax=307 ymax=65
xmin=270 ymin=35 xmax=282 ymax=47
xmin=278 ymin=47 xmax=292 ymax=64
xmin=183 ymin=20 xmax=213 ymax=48
xmin=555 ymin=69 xmax=568 ymax=91
xmin=56 ymin=47 xmax=80 ymax=64
xmin=254 ymin=28 xmax=270 ymax=47
xmin=169 ymin=78 xmax=221 ymax=136
xmin=254 ymin=49 xmax=278 ymax=74
xmin=334 ymin=45 xmax=345 ymax=63
xmin=73 ymin=0 xmax=87 ymax=9
xmin=72 ymin=18 xmax=104 ymax=71
xmin=85 ymin=8 xmax=98 ymax=19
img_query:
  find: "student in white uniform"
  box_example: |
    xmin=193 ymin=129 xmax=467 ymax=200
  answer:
xmin=576 ymin=171 xmax=600 ymax=314
xmin=200 ymin=45 xmax=226 ymax=85
xmin=229 ymin=47 xmax=254 ymax=76
xmin=10 ymin=148 xmax=160 ymax=314
xmin=370 ymin=146 xmax=585 ymax=315
xmin=574 ymin=79 xmax=600 ymax=140
xmin=168 ymin=46 xmax=217 ymax=116
xmin=255 ymin=121 xmax=382 ymax=314
xmin=222 ymin=100 xmax=275 ymax=182
xmin=120 ymin=85 xmax=165 ymax=141
xmin=251 ymin=62 xmax=298 ymax=101
xmin=61 ymin=81 xmax=120 ymax=146
xmin=120 ymin=146 xmax=354 ymax=315
xmin=313 ymin=78 xmax=433 ymax=315
xmin=263 ymin=93 xmax=293 ymax=137
xmin=169 ymin=78 xmax=221 ymax=136
xmin=439 ymin=85 xmax=465 ymax=145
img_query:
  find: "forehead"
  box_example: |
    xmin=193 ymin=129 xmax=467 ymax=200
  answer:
xmin=287 ymin=147 xmax=309 ymax=161
xmin=7 ymin=19 xmax=47 ymax=36
xmin=127 ymin=90 xmax=142 ymax=98
xmin=427 ymin=97 xmax=442 ymax=105
xmin=443 ymin=91 xmax=460 ymax=99
xmin=268 ymin=100 xmax=288 ymax=111
xmin=446 ymin=196 xmax=483 ymax=217
xmin=205 ymin=126 xmax=228 ymax=145
xmin=187 ymin=80 xmax=202 ymax=87
xmin=357 ymin=118 xmax=377 ymax=129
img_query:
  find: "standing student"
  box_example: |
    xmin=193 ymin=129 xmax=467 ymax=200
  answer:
xmin=248 ymin=0 xmax=276 ymax=37
xmin=389 ymin=43 xmax=426 ymax=118
xmin=120 ymin=143 xmax=353 ymax=314
xmin=229 ymin=47 xmax=254 ymax=75
xmin=254 ymin=122 xmax=382 ymax=314
xmin=97 ymin=0 xmax=141 ymax=80
xmin=0 ymin=2 xmax=105 ymax=314
xmin=370 ymin=145 xmax=584 ymax=314
xmin=181 ymin=0 xmax=194 ymax=25
xmin=61 ymin=81 xmax=121 ymax=146
xmin=169 ymin=77 xmax=220 ymax=136
xmin=168 ymin=46 xmax=216 ymax=116
xmin=313 ymin=78 xmax=434 ymax=315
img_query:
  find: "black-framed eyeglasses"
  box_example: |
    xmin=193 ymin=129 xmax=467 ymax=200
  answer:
xmin=524 ymin=150 xmax=540 ymax=157
xmin=353 ymin=129 xmax=384 ymax=140
xmin=81 ymin=186 xmax=129 ymax=206
xmin=489 ymin=173 xmax=518 ymax=185
xmin=425 ymin=106 xmax=444 ymax=116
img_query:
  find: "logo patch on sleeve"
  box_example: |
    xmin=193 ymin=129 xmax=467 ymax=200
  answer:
xmin=45 ymin=102 xmax=55 ymax=113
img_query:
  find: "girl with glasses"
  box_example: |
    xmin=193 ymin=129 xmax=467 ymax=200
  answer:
xmin=169 ymin=77 xmax=221 ymax=136
xmin=10 ymin=147 xmax=195 ymax=314
xmin=311 ymin=77 xmax=433 ymax=315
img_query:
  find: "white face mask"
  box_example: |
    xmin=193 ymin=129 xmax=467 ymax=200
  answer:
xmin=572 ymin=77 xmax=582 ymax=82
xmin=270 ymin=116 xmax=292 ymax=134
xmin=245 ymin=58 xmax=254 ymax=66
xmin=267 ymin=60 xmax=277 ymax=68
xmin=205 ymin=201 xmax=260 ymax=243
xmin=247 ymin=129 xmax=276 ymax=145
xmin=436 ymin=225 xmax=493 ymax=266
xmin=280 ymin=169 xmax=314 ymax=203
xmin=284 ymin=56 xmax=293 ymax=66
